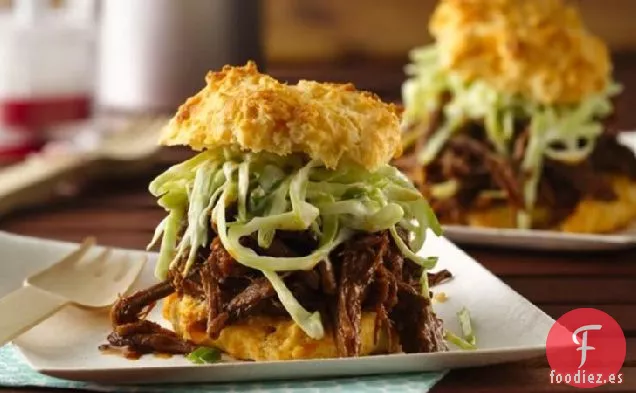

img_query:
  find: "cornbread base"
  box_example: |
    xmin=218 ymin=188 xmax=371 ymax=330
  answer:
xmin=466 ymin=176 xmax=636 ymax=234
xmin=162 ymin=293 xmax=394 ymax=361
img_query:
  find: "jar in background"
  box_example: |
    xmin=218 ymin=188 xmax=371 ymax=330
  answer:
xmin=0 ymin=0 xmax=95 ymax=161
xmin=97 ymin=0 xmax=264 ymax=113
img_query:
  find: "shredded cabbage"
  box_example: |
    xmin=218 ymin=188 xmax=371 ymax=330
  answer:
xmin=403 ymin=45 xmax=621 ymax=229
xmin=262 ymin=270 xmax=324 ymax=339
xmin=443 ymin=306 xmax=477 ymax=350
xmin=148 ymin=147 xmax=441 ymax=339
xmin=444 ymin=330 xmax=477 ymax=351
xmin=153 ymin=209 xmax=182 ymax=279
xmin=186 ymin=346 xmax=221 ymax=364
xmin=457 ymin=307 xmax=476 ymax=347
xmin=256 ymin=178 xmax=290 ymax=248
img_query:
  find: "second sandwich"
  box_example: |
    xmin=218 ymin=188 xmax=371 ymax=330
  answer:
xmin=106 ymin=62 xmax=449 ymax=361
xmin=398 ymin=0 xmax=636 ymax=233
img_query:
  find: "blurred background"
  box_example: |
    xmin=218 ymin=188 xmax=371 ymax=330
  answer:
xmin=265 ymin=0 xmax=636 ymax=105
xmin=0 ymin=0 xmax=634 ymax=164
xmin=0 ymin=0 xmax=634 ymax=237
xmin=0 ymin=0 xmax=636 ymax=242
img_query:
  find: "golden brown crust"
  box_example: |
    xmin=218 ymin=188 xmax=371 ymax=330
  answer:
xmin=465 ymin=176 xmax=636 ymax=234
xmin=163 ymin=293 xmax=393 ymax=361
xmin=558 ymin=177 xmax=636 ymax=233
xmin=160 ymin=61 xmax=403 ymax=171
xmin=430 ymin=0 xmax=611 ymax=104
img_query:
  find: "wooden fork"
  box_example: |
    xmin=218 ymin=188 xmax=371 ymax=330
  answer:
xmin=0 ymin=237 xmax=146 ymax=346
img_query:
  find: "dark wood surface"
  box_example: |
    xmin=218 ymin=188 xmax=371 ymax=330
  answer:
xmin=1 ymin=57 xmax=636 ymax=392
xmin=1 ymin=158 xmax=634 ymax=393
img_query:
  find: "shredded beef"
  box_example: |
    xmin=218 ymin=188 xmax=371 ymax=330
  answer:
xmin=204 ymin=239 xmax=279 ymax=338
xmin=225 ymin=277 xmax=276 ymax=323
xmin=512 ymin=127 xmax=530 ymax=164
xmin=401 ymin=93 xmax=635 ymax=226
xmin=275 ymin=230 xmax=319 ymax=255
xmin=543 ymin=160 xmax=616 ymax=201
xmin=389 ymin=228 xmax=426 ymax=289
xmin=335 ymin=232 xmax=389 ymax=357
xmin=414 ymin=93 xmax=451 ymax=154
xmin=110 ymin=319 xmax=191 ymax=353
xmin=438 ymin=147 xmax=478 ymax=180
xmin=107 ymin=280 xmax=197 ymax=354
xmin=212 ymin=237 xmax=249 ymax=278
xmin=590 ymin=135 xmax=636 ymax=179
xmin=369 ymin=264 xmax=398 ymax=347
xmin=318 ymin=260 xmax=337 ymax=295
xmin=242 ymin=235 xmax=299 ymax=258
xmin=290 ymin=270 xmax=321 ymax=292
xmin=110 ymin=280 xmax=174 ymax=326
xmin=384 ymin=237 xmax=404 ymax=280
xmin=373 ymin=300 xmax=392 ymax=349
xmin=202 ymin=246 xmax=226 ymax=338
xmin=402 ymin=254 xmax=423 ymax=287
xmin=428 ymin=269 xmax=453 ymax=287
xmin=400 ymin=92 xmax=452 ymax=159
xmin=390 ymin=282 xmax=447 ymax=353
xmin=171 ymin=267 xmax=204 ymax=298
xmin=374 ymin=265 xmax=398 ymax=309
xmin=106 ymin=226 xmax=449 ymax=358
xmin=107 ymin=320 xmax=195 ymax=355
xmin=429 ymin=197 xmax=464 ymax=224
xmin=447 ymin=135 xmax=523 ymax=208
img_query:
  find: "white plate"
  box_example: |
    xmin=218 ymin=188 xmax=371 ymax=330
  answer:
xmin=1 ymin=231 xmax=554 ymax=384
xmin=443 ymin=132 xmax=636 ymax=251
xmin=443 ymin=223 xmax=636 ymax=251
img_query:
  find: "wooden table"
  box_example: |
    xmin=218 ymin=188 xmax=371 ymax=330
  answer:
xmin=0 ymin=153 xmax=633 ymax=393
xmin=2 ymin=56 xmax=636 ymax=391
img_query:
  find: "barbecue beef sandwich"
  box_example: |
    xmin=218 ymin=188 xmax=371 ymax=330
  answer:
xmin=106 ymin=62 xmax=449 ymax=361
xmin=396 ymin=0 xmax=636 ymax=233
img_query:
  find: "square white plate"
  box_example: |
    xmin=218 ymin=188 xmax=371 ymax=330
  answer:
xmin=443 ymin=132 xmax=636 ymax=251
xmin=1 ymin=231 xmax=554 ymax=384
xmin=443 ymin=222 xmax=636 ymax=251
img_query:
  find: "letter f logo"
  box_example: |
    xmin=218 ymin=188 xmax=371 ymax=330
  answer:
xmin=573 ymin=324 xmax=602 ymax=368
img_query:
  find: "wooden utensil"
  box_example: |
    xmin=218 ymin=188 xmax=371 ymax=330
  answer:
xmin=0 ymin=237 xmax=146 ymax=346
xmin=0 ymin=115 xmax=168 ymax=216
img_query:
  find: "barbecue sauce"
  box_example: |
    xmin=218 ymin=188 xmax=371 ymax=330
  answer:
xmin=98 ymin=344 xmax=142 ymax=360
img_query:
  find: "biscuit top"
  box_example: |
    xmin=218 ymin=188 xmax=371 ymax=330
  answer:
xmin=160 ymin=62 xmax=402 ymax=171
xmin=429 ymin=0 xmax=611 ymax=104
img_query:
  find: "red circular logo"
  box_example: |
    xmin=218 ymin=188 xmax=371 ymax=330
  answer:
xmin=546 ymin=308 xmax=626 ymax=388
